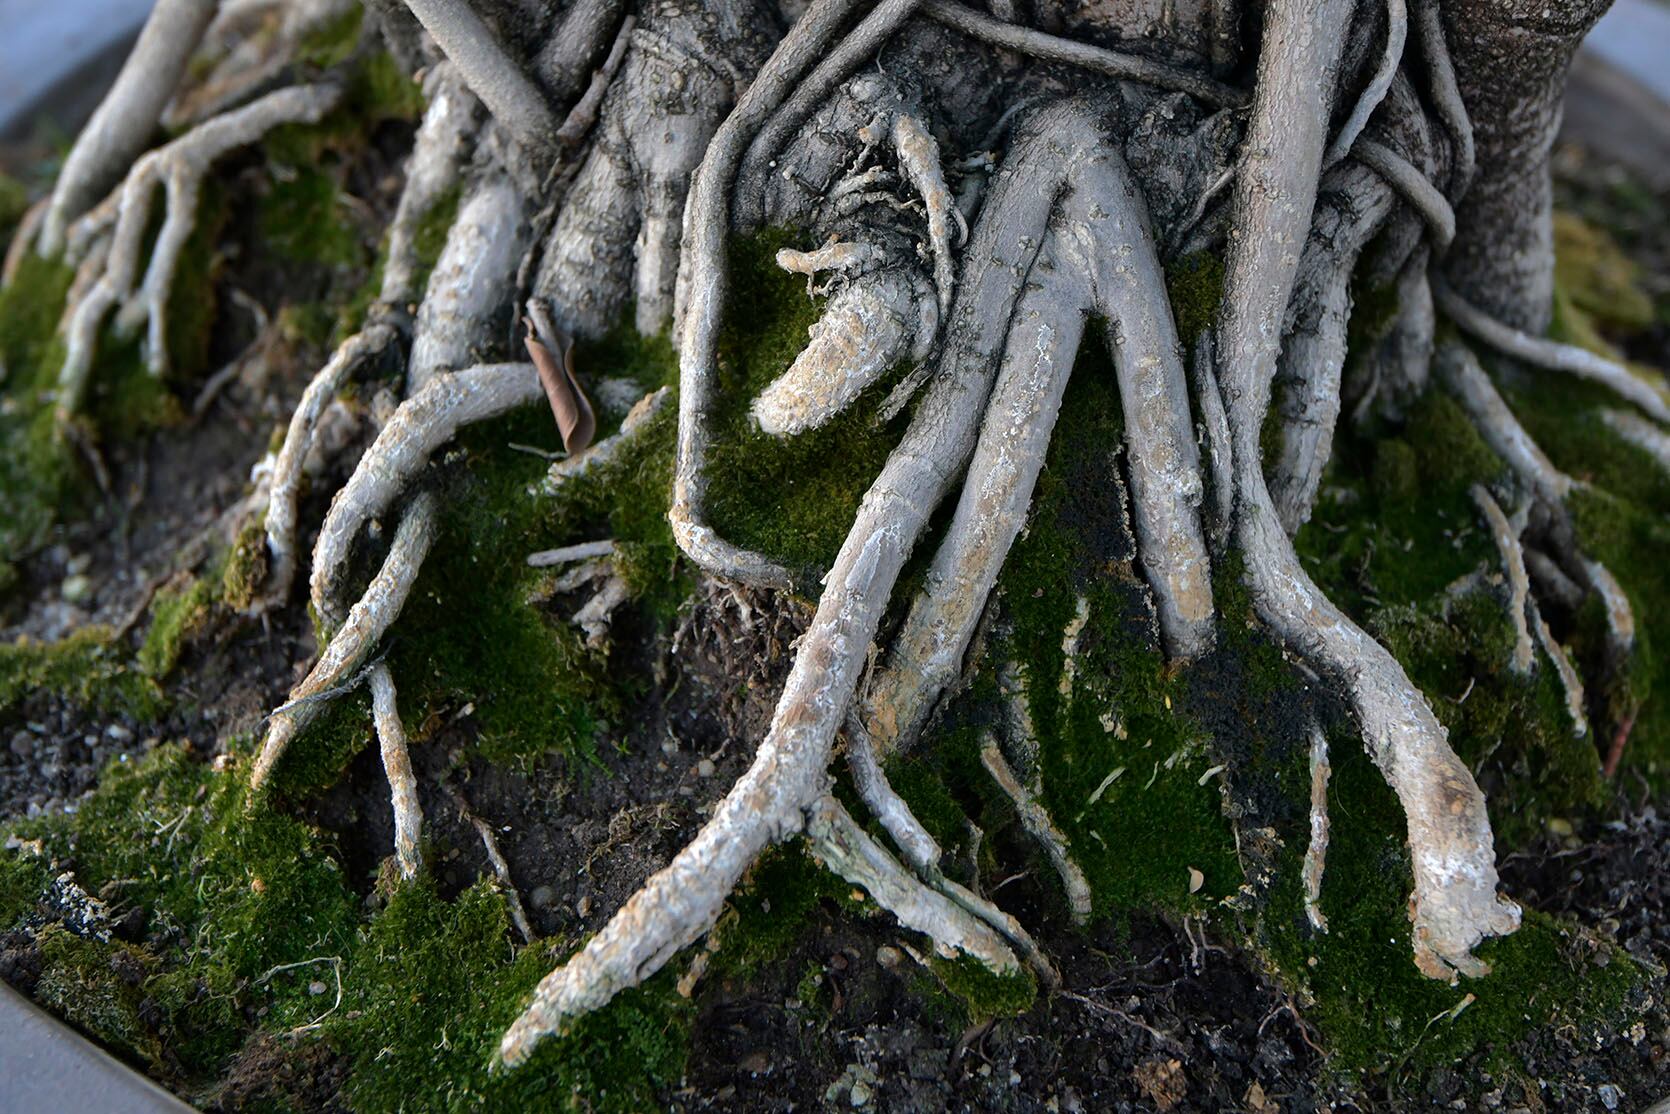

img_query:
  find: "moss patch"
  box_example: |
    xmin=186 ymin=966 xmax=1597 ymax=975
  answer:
xmin=0 ymin=628 xmax=162 ymax=720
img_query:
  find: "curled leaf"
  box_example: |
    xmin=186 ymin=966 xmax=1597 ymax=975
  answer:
xmin=524 ymin=302 xmax=595 ymax=454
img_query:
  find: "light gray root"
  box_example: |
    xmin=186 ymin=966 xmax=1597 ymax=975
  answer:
xmin=1325 ymin=0 xmax=1407 ymax=167
xmin=553 ymin=14 xmax=635 ymax=147
xmin=1269 ymin=163 xmax=1396 ymax=533
xmin=669 ymin=0 xmax=893 ymax=590
xmin=57 ymin=84 xmax=341 ymax=417
xmin=461 ymin=799 xmax=536 ymax=943
xmin=38 ymin=0 xmax=218 ymax=257
xmin=1433 ymin=341 xmax=1571 ymax=508
xmin=979 ymin=736 xmax=1092 ymax=924
xmin=1411 ymin=0 xmax=1473 ymax=198
xmin=250 ymin=492 xmax=439 ymax=796
xmin=368 ymin=662 xmax=424 ymax=880
xmin=802 ymin=795 xmax=1019 ymax=972
xmin=1216 ymin=0 xmax=1519 ymax=983
xmin=1530 ymin=597 xmax=1589 ymax=738
xmin=311 ymin=363 xmax=542 ymax=628
xmin=751 ymin=267 xmax=937 ymax=437
xmin=536 ymin=0 xmax=627 ymax=105
xmin=2 ymin=199 xmax=47 ymax=287
xmin=498 ymin=105 xmax=1079 ymax=1065
xmin=527 ymin=539 xmax=615 ymax=567
xmin=1354 ymin=138 xmax=1455 ymax=250
xmin=381 ymin=65 xmax=483 ymax=310
xmin=1192 ymin=331 xmax=1235 ymax=551
xmin=920 ymin=0 xmax=1246 ymax=108
xmin=1602 ymin=409 xmax=1670 ymax=477
xmin=1525 ymin=547 xmax=1584 ymax=613
xmin=263 ymin=322 xmax=400 ymax=610
xmin=1470 ymin=485 xmax=1534 ymax=675
xmin=737 ymin=0 xmax=925 ymax=209
xmin=1302 ymin=722 xmax=1331 ymax=932
xmin=1355 ymin=250 xmax=1433 ymax=422
xmin=400 ymin=0 xmax=559 ymax=155
xmin=408 ymin=173 xmax=533 ymax=395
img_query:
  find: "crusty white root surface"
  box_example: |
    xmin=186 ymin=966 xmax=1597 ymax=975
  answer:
xmin=1215 ymin=0 xmax=1519 ymax=982
xmin=368 ymin=663 xmax=424 ymax=880
xmin=57 ymin=84 xmax=340 ymax=417
xmin=311 ymin=363 xmax=542 ymax=627
xmin=251 ymin=492 xmax=439 ymax=796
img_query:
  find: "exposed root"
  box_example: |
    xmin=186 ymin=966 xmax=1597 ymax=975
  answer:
xmin=1435 ymin=279 xmax=1670 ymax=424
xmin=382 ymin=65 xmax=483 ymax=309
xmin=1354 ymin=138 xmax=1455 ymax=250
xmin=751 ymin=267 xmax=936 ymax=437
xmin=1410 ymin=0 xmax=1473 ymax=198
xmin=1531 ymin=598 xmax=1590 ymax=739
xmin=263 ymin=322 xmax=401 ymax=611
xmin=409 ymin=175 xmax=534 ymax=395
xmin=1269 ymin=164 xmax=1395 ymax=532
xmin=1470 ymin=485 xmax=1534 ymax=676
xmin=1435 ymin=342 xmax=1571 ymax=507
xmin=1191 ymin=331 xmax=1235 ymax=550
xmin=38 ymin=0 xmax=218 ymax=257
xmin=1354 ymin=250 xmax=1434 ymax=421
xmin=890 ymin=112 xmax=959 ymax=322
xmin=251 ymin=492 xmax=440 ymax=797
xmin=368 ymin=663 xmax=423 ymax=881
xmin=1601 ymin=408 xmax=1670 ymax=477
xmin=452 ymin=790 xmax=536 ymax=944
xmin=802 ymin=795 xmax=1019 ymax=972
xmin=1215 ymin=0 xmax=1519 ymax=982
xmin=400 ymin=0 xmax=560 ymax=156
xmin=310 ymin=363 xmax=542 ymax=628
xmin=919 ymin=0 xmax=1247 ymax=108
xmin=501 ymin=105 xmax=1084 ymax=1063
xmin=544 ymin=386 xmax=670 ymax=491
xmin=553 ymin=14 xmax=636 ymax=147
xmin=56 ymin=84 xmax=340 ymax=417
xmin=1325 ymin=0 xmax=1407 ymax=167
xmin=671 ymin=0 xmax=883 ymax=590
xmin=1302 ymin=722 xmax=1331 ymax=933
xmin=979 ymin=735 xmax=1092 ymax=924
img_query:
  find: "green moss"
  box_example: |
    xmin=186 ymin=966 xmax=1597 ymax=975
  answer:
xmin=221 ymin=519 xmax=270 ymax=613
xmin=0 ymin=172 xmax=28 ymax=243
xmin=1553 ymin=210 xmax=1654 ymax=333
xmin=702 ymin=230 xmax=908 ymax=584
xmin=0 ymin=252 xmax=77 ymax=565
xmin=4 ymin=744 xmax=696 ymax=1105
xmin=260 ymin=167 xmax=362 ymax=267
xmin=928 ymin=955 xmax=1037 ymax=1022
xmin=708 ymin=844 xmax=844 ymax=981
xmin=329 ymin=880 xmax=691 ymax=1114
xmin=33 ymin=928 xmax=162 ymax=1065
xmin=1259 ymin=734 xmax=1638 ymax=1079
xmin=138 ymin=575 xmax=219 ymax=678
xmin=1163 ymin=251 xmax=1224 ymax=343
xmin=296 ymin=3 xmax=364 ymax=69
xmin=0 ymin=628 xmax=163 ymax=720
xmin=0 ymin=849 xmax=47 ymax=926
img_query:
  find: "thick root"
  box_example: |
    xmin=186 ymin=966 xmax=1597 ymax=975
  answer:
xmin=1216 ymin=0 xmax=1519 ymax=981
xmin=310 ymin=363 xmax=542 ymax=628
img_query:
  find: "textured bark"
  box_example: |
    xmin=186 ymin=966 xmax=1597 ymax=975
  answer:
xmin=1440 ymin=0 xmax=1612 ymax=331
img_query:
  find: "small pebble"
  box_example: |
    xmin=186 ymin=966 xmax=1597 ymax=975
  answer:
xmin=875 ymin=945 xmax=903 ymax=970
xmin=528 ymin=885 xmax=557 ymax=910
xmin=60 ymin=574 xmax=93 ymax=605
xmin=308 ymin=980 xmax=328 ymax=996
xmin=577 ymin=895 xmax=594 ymax=917
xmin=696 ymin=758 xmax=716 ymax=778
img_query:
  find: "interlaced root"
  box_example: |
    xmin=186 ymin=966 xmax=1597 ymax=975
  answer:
xmin=56 ymin=84 xmax=341 ymax=419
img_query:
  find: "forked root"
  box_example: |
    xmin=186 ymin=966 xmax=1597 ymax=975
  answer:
xmin=803 ymin=795 xmax=1020 ymax=973
xmin=311 ymin=363 xmax=542 ymax=626
xmin=251 ymin=492 xmax=439 ymax=796
xmin=57 ymin=84 xmax=341 ymax=417
xmin=1216 ymin=0 xmax=1518 ymax=982
xmin=980 ymin=735 xmax=1092 ymax=924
